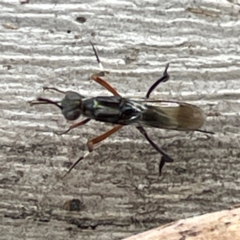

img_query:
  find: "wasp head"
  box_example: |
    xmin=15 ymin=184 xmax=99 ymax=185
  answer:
xmin=30 ymin=90 xmax=85 ymax=121
xmin=61 ymin=91 xmax=84 ymax=120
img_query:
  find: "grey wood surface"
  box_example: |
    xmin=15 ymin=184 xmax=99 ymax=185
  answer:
xmin=0 ymin=1 xmax=240 ymax=239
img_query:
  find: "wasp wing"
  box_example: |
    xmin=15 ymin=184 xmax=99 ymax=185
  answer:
xmin=134 ymin=99 xmax=205 ymax=131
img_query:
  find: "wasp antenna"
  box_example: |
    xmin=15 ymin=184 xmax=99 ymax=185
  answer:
xmin=43 ymin=87 xmax=66 ymax=94
xmin=33 ymin=97 xmax=63 ymax=110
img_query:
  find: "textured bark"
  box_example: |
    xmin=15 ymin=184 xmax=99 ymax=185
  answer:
xmin=0 ymin=1 xmax=240 ymax=240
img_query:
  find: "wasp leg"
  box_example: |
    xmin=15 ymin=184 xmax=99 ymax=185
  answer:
xmin=90 ymin=41 xmax=104 ymax=71
xmin=90 ymin=42 xmax=171 ymax=175
xmin=90 ymin=42 xmax=120 ymax=96
xmin=61 ymin=151 xmax=90 ymax=179
xmin=43 ymin=86 xmax=66 ymax=94
xmin=136 ymin=126 xmax=173 ymax=162
xmin=196 ymin=129 xmax=215 ymax=135
xmin=136 ymin=126 xmax=174 ymax=176
xmin=145 ymin=63 xmax=170 ymax=98
xmin=62 ymin=125 xmax=123 ymax=178
xmin=144 ymin=63 xmax=172 ymax=175
xmin=87 ymin=125 xmax=123 ymax=152
xmin=90 ymin=41 xmax=110 ymax=75
xmin=90 ymin=71 xmax=170 ymax=173
xmin=54 ymin=118 xmax=91 ymax=135
xmin=91 ymin=73 xmax=120 ymax=96
xmin=159 ymin=156 xmax=166 ymax=176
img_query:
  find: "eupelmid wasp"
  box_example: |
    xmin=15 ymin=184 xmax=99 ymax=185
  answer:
xmin=30 ymin=43 xmax=213 ymax=176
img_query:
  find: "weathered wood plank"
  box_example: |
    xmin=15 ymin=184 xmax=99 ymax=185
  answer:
xmin=0 ymin=1 xmax=240 ymax=239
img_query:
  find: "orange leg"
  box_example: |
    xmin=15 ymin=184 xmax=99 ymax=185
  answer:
xmin=63 ymin=43 xmax=169 ymax=176
xmin=91 ymin=73 xmax=121 ymax=96
xmin=55 ymin=118 xmax=91 ymax=135
xmin=62 ymin=125 xmax=122 ymax=178
xmin=87 ymin=125 xmax=122 ymax=151
xmin=61 ymin=44 xmax=124 ymax=176
xmin=89 ymin=43 xmax=174 ymax=176
xmin=90 ymin=42 xmax=120 ymax=96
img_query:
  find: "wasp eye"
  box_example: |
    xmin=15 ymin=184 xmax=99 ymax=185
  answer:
xmin=62 ymin=109 xmax=81 ymax=120
xmin=65 ymin=91 xmax=84 ymax=100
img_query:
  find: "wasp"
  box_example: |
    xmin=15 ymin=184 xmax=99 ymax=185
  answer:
xmin=30 ymin=43 xmax=213 ymax=176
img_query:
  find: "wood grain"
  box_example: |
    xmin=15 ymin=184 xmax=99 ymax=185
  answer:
xmin=0 ymin=1 xmax=240 ymax=239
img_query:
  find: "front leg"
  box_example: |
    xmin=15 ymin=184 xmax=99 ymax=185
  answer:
xmin=54 ymin=118 xmax=91 ymax=135
xmin=91 ymin=73 xmax=121 ymax=97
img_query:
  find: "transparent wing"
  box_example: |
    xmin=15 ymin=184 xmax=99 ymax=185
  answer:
xmin=134 ymin=99 xmax=205 ymax=131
